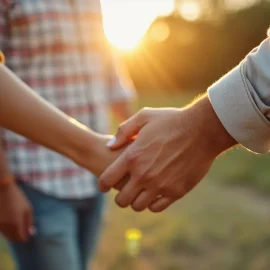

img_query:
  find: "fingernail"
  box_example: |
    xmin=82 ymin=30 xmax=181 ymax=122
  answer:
xmin=106 ymin=136 xmax=116 ymax=147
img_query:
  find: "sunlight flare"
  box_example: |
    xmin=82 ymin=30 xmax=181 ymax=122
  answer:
xmin=101 ymin=0 xmax=174 ymax=50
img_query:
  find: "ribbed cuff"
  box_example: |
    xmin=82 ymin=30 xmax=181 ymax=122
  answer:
xmin=208 ymin=63 xmax=270 ymax=153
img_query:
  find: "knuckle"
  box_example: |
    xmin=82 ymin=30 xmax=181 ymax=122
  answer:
xmin=145 ymin=171 xmax=157 ymax=181
xmin=161 ymin=187 xmax=179 ymax=198
xmin=158 ymin=184 xmax=172 ymax=194
xmin=115 ymin=196 xmax=129 ymax=209
xmin=135 ymin=173 xmax=148 ymax=186
xmin=136 ymin=170 xmax=156 ymax=186
xmin=114 ymin=178 xmax=128 ymax=191
xmin=117 ymin=125 xmax=127 ymax=138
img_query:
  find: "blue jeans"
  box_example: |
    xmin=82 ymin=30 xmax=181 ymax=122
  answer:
xmin=9 ymin=183 xmax=105 ymax=270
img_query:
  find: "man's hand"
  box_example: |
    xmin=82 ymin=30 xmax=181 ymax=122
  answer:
xmin=99 ymin=95 xmax=237 ymax=212
xmin=0 ymin=183 xmax=34 ymax=242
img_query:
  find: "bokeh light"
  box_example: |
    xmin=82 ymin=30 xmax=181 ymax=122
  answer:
xmin=178 ymin=1 xmax=202 ymax=21
xmin=149 ymin=21 xmax=171 ymax=43
xmin=125 ymin=228 xmax=142 ymax=256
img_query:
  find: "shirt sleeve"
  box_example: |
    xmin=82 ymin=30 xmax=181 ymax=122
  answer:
xmin=208 ymin=37 xmax=270 ymax=153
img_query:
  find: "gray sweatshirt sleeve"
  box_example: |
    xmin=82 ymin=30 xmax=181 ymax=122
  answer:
xmin=208 ymin=37 xmax=270 ymax=153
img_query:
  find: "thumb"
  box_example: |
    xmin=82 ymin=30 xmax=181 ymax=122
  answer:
xmin=107 ymin=110 xmax=148 ymax=149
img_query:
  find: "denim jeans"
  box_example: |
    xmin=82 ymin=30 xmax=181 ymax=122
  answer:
xmin=9 ymin=183 xmax=105 ymax=270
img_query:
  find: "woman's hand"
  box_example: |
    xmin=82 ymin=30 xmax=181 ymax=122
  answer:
xmin=71 ymin=132 xmax=130 ymax=190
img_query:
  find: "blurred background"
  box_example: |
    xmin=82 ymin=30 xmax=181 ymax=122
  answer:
xmin=1 ymin=0 xmax=270 ymax=269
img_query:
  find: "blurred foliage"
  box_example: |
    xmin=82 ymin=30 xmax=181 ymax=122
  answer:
xmin=123 ymin=1 xmax=270 ymax=94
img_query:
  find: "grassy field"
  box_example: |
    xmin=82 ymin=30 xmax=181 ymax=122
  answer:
xmin=1 ymin=92 xmax=270 ymax=270
xmin=93 ymin=181 xmax=270 ymax=270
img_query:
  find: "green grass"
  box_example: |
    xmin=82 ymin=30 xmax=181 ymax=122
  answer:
xmin=93 ymin=181 xmax=270 ymax=270
xmin=209 ymin=148 xmax=270 ymax=194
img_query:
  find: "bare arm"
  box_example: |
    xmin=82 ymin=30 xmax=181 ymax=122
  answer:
xmin=0 ymin=64 xmax=129 ymax=177
xmin=0 ymin=63 xmax=130 ymax=242
xmin=0 ymin=64 xmax=95 ymax=163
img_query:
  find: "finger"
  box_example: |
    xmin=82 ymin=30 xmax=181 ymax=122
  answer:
xmin=150 ymin=179 xmax=198 ymax=213
xmin=99 ymin=153 xmax=129 ymax=192
xmin=106 ymin=110 xmax=148 ymax=150
xmin=115 ymin=176 xmax=142 ymax=208
xmin=114 ymin=175 xmax=129 ymax=191
xmin=131 ymin=190 xmax=158 ymax=212
xmin=148 ymin=197 xmax=176 ymax=213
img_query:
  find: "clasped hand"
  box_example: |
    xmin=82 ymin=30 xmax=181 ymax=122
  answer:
xmin=99 ymin=96 xmax=236 ymax=213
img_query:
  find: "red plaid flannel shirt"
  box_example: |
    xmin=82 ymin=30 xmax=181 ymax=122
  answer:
xmin=0 ymin=0 xmax=134 ymax=198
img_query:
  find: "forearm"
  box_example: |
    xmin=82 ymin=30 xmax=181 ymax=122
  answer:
xmin=0 ymin=64 xmax=100 ymax=170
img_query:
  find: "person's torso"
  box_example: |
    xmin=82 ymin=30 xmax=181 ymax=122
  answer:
xmin=1 ymin=0 xmax=112 ymax=198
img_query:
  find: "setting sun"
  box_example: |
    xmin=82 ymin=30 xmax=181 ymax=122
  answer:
xmin=101 ymin=0 xmax=174 ymax=50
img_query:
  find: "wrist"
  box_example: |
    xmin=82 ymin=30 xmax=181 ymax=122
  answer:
xmin=63 ymin=126 xmax=101 ymax=173
xmin=71 ymin=132 xmax=118 ymax=177
xmin=53 ymin=118 xmax=110 ymax=175
xmin=188 ymin=95 xmax=237 ymax=157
